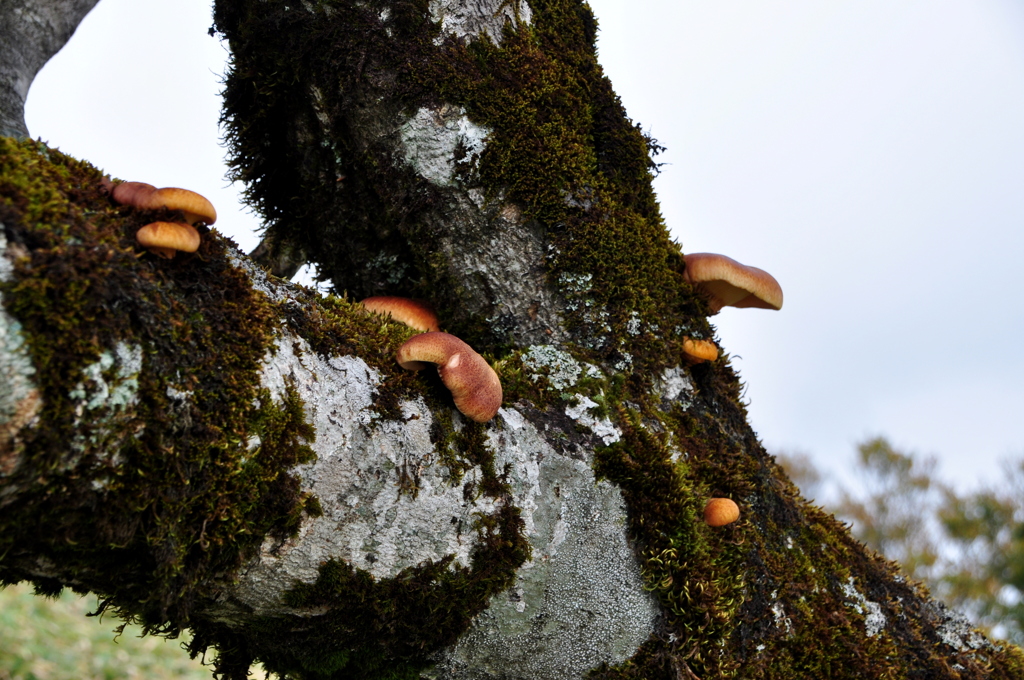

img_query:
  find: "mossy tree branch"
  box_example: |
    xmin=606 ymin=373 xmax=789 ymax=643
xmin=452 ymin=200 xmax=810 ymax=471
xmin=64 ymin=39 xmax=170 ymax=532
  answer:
xmin=2 ymin=1 xmax=1024 ymax=679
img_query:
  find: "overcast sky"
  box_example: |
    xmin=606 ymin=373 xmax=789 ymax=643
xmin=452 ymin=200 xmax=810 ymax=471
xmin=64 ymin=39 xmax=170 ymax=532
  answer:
xmin=25 ymin=0 xmax=1024 ymax=494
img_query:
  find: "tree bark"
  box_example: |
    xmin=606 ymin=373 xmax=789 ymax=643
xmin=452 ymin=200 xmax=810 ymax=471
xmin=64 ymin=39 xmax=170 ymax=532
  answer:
xmin=0 ymin=0 xmax=101 ymax=138
xmin=3 ymin=1 xmax=1024 ymax=680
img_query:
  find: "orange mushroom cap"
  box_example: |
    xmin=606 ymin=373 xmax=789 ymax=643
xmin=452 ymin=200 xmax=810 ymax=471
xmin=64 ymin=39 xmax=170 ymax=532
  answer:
xmin=360 ymin=296 xmax=441 ymax=332
xmin=683 ymin=253 xmax=782 ymax=314
xmin=703 ymin=498 xmax=740 ymax=527
xmin=111 ymin=181 xmax=217 ymax=226
xmin=682 ymin=337 xmax=719 ymax=364
xmin=396 ymin=332 xmax=502 ymax=423
xmin=135 ymin=221 xmax=201 ymax=259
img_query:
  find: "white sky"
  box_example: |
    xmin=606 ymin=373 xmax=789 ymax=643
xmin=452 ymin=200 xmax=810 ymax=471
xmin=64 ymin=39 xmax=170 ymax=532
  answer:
xmin=25 ymin=0 xmax=1024 ymax=493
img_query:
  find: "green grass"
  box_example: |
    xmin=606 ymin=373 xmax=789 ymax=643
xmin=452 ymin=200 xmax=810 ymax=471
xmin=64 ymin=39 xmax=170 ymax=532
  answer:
xmin=0 ymin=583 xmax=216 ymax=680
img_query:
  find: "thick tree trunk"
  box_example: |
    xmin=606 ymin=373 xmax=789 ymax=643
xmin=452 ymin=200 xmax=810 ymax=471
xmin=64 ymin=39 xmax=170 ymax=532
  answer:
xmin=0 ymin=0 xmax=100 ymax=138
xmin=3 ymin=2 xmax=1024 ymax=680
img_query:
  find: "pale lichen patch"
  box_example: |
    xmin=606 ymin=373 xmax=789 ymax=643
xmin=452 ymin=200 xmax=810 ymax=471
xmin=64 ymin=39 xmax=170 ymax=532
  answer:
xmin=426 ymin=406 xmax=659 ymax=679
xmin=841 ymin=576 xmax=887 ymax=637
xmin=428 ymin=0 xmax=532 ymax=45
xmin=520 ymin=344 xmax=600 ymax=391
xmin=399 ymin=105 xmax=490 ymax=188
xmin=227 ymin=332 xmax=506 ymax=615
xmin=565 ymin=395 xmax=620 ymax=445
xmin=934 ymin=602 xmax=988 ymax=652
xmin=0 ymin=233 xmax=41 ymax=469
xmin=656 ymin=366 xmax=694 ymax=409
xmin=68 ymin=341 xmax=143 ymax=413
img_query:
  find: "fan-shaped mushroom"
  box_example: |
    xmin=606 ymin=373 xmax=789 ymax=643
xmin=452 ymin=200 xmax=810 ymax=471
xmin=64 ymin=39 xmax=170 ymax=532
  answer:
xmin=396 ymin=332 xmax=502 ymax=423
xmin=111 ymin=181 xmax=217 ymax=226
xmin=135 ymin=221 xmax=201 ymax=259
xmin=683 ymin=253 xmax=782 ymax=314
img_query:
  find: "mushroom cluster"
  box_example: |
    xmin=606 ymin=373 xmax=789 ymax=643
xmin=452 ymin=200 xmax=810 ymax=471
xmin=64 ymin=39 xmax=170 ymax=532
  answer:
xmin=107 ymin=180 xmax=216 ymax=258
xmin=679 ymin=252 xmax=784 ymax=365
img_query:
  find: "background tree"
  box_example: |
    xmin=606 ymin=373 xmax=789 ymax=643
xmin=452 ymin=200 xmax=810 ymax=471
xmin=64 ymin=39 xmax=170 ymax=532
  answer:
xmin=834 ymin=437 xmax=942 ymax=582
xmin=781 ymin=439 xmax=1024 ymax=646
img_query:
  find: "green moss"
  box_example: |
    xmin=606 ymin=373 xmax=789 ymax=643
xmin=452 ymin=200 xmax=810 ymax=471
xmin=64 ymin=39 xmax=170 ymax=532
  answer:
xmin=212 ymin=0 xmax=713 ymax=368
xmin=0 ymin=137 xmax=317 ymax=630
xmin=0 ymin=137 xmax=537 ymax=680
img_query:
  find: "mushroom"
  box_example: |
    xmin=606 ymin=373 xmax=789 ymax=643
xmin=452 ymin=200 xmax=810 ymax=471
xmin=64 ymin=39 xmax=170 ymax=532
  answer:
xmin=683 ymin=253 xmax=782 ymax=314
xmin=682 ymin=337 xmax=719 ymax=364
xmin=703 ymin=498 xmax=740 ymax=527
xmin=111 ymin=181 xmax=217 ymax=226
xmin=396 ymin=332 xmax=502 ymax=423
xmin=135 ymin=221 xmax=201 ymax=259
xmin=360 ymin=296 xmax=441 ymax=332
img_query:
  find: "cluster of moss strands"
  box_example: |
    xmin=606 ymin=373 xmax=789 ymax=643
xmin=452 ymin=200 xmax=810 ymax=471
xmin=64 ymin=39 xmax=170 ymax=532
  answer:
xmin=0 ymin=137 xmax=319 ymax=627
xmin=214 ymin=0 xmax=446 ymax=307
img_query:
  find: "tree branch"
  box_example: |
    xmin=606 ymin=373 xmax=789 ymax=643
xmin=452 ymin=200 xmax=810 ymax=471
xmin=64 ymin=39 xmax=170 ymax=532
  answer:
xmin=2 ymin=0 xmax=1024 ymax=679
xmin=0 ymin=0 xmax=101 ymax=138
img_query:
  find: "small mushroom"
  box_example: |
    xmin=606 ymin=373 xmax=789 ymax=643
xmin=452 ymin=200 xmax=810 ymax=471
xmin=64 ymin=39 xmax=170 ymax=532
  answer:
xmin=135 ymin=221 xmax=201 ymax=259
xmin=360 ymin=296 xmax=440 ymax=332
xmin=703 ymin=498 xmax=740 ymax=527
xmin=396 ymin=332 xmax=502 ymax=423
xmin=111 ymin=181 xmax=217 ymax=225
xmin=683 ymin=253 xmax=782 ymax=314
xmin=682 ymin=337 xmax=719 ymax=364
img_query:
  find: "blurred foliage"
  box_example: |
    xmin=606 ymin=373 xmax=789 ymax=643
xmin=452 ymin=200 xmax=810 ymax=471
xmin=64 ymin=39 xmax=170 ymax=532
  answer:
xmin=779 ymin=437 xmax=1024 ymax=645
xmin=0 ymin=583 xmax=214 ymax=680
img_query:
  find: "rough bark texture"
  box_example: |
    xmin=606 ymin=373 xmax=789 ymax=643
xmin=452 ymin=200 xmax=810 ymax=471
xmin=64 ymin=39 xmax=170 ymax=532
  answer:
xmin=0 ymin=0 xmax=100 ymax=138
xmin=3 ymin=1 xmax=1024 ymax=680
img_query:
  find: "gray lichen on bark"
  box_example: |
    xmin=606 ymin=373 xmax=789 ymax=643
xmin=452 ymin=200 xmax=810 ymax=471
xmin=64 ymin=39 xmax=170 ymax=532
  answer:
xmin=0 ymin=232 xmax=41 ymax=477
xmin=428 ymin=0 xmax=532 ymax=45
xmin=209 ymin=255 xmax=659 ymax=671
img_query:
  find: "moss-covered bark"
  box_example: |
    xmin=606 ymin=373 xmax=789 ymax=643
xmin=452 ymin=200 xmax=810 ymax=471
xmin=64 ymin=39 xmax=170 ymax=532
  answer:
xmin=3 ymin=1 xmax=1024 ymax=679
xmin=207 ymin=0 xmax=1024 ymax=677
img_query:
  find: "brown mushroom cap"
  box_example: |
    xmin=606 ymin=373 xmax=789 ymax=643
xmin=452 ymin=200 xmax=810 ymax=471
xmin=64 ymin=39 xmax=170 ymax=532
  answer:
xmin=682 ymin=337 xmax=719 ymax=364
xmin=683 ymin=253 xmax=783 ymax=313
xmin=703 ymin=498 xmax=740 ymax=527
xmin=136 ymin=221 xmax=201 ymax=259
xmin=396 ymin=332 xmax=502 ymax=423
xmin=360 ymin=296 xmax=441 ymax=332
xmin=111 ymin=181 xmax=217 ymax=225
